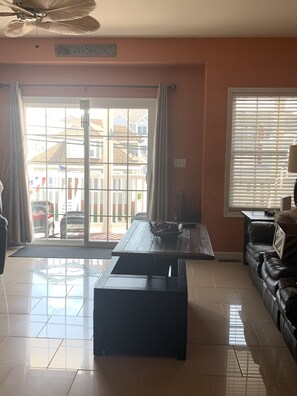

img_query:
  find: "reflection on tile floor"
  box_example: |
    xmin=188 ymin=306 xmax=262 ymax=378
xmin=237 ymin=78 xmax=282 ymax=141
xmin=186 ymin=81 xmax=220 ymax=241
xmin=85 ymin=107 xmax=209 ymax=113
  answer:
xmin=0 ymin=253 xmax=296 ymax=395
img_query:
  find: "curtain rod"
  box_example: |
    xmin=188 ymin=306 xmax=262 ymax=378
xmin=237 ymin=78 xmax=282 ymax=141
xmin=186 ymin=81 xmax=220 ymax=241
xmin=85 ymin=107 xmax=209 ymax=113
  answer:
xmin=0 ymin=83 xmax=176 ymax=90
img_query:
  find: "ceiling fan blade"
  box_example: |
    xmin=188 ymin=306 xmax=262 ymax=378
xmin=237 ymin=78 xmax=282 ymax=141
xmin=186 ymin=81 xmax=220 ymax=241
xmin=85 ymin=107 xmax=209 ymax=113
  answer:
xmin=18 ymin=0 xmax=96 ymax=22
xmin=4 ymin=20 xmax=34 ymax=37
xmin=0 ymin=12 xmax=17 ymax=16
xmin=0 ymin=0 xmax=34 ymax=16
xmin=35 ymin=16 xmax=100 ymax=35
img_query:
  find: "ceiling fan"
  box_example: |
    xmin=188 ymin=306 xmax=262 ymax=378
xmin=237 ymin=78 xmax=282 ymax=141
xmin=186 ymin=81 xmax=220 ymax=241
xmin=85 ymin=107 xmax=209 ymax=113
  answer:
xmin=0 ymin=0 xmax=100 ymax=37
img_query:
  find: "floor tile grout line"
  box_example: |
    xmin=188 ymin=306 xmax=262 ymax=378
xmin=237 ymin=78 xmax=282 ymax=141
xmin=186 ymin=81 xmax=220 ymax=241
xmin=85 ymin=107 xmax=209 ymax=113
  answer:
xmin=66 ymin=369 xmax=80 ymax=396
xmin=46 ymin=337 xmax=65 ymax=369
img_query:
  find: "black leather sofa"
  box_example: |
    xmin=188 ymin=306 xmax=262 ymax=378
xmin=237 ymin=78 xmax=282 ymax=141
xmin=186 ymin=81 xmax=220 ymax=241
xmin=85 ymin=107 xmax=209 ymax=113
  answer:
xmin=277 ymin=277 xmax=297 ymax=361
xmin=0 ymin=215 xmax=7 ymax=274
xmin=246 ymin=221 xmax=276 ymax=294
xmin=0 ymin=190 xmax=8 ymax=275
xmin=245 ymin=220 xmax=297 ymax=362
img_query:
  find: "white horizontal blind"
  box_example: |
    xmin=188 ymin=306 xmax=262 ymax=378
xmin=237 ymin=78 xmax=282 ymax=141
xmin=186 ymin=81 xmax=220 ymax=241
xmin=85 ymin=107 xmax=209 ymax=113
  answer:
xmin=227 ymin=90 xmax=297 ymax=212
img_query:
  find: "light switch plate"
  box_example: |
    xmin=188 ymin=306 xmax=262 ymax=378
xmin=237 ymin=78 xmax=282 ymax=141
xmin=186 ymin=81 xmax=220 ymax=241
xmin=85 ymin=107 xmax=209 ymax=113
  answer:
xmin=174 ymin=159 xmax=186 ymax=168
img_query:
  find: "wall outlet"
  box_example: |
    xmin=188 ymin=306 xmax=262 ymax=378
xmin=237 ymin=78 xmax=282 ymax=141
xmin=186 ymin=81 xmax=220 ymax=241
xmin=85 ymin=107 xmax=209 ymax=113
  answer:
xmin=174 ymin=158 xmax=186 ymax=168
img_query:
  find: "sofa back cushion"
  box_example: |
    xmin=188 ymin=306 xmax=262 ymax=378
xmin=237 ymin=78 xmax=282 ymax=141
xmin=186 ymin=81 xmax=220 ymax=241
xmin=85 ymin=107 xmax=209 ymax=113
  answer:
xmin=248 ymin=221 xmax=276 ymax=244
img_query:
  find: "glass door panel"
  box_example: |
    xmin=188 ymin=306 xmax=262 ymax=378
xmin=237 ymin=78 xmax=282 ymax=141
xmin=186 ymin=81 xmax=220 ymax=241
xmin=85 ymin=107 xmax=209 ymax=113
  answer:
xmin=87 ymin=106 xmax=149 ymax=243
xmin=26 ymin=105 xmax=85 ymax=241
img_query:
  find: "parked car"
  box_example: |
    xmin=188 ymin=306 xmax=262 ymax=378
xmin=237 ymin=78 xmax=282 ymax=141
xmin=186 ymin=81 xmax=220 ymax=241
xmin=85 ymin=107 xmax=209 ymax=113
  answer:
xmin=60 ymin=211 xmax=84 ymax=239
xmin=31 ymin=201 xmax=55 ymax=236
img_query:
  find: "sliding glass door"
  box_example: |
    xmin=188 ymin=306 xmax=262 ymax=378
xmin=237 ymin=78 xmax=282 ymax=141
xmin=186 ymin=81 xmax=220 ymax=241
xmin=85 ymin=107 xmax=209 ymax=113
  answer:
xmin=25 ymin=97 xmax=155 ymax=245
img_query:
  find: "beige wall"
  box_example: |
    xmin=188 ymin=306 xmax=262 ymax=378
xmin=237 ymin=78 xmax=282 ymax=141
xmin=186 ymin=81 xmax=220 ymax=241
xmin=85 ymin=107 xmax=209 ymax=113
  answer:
xmin=1 ymin=37 xmax=297 ymax=253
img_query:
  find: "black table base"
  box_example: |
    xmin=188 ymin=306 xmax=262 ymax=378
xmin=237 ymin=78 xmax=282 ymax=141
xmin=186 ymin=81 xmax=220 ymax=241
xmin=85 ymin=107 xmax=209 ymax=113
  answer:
xmin=93 ymin=256 xmax=188 ymax=360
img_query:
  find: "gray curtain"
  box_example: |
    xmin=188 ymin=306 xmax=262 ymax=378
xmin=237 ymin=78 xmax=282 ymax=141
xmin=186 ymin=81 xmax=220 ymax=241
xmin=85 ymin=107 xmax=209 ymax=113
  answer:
xmin=147 ymin=83 xmax=168 ymax=221
xmin=8 ymin=82 xmax=33 ymax=245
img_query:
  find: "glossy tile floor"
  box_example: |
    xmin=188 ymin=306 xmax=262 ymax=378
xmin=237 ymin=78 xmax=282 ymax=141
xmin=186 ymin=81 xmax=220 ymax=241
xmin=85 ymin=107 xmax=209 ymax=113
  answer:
xmin=0 ymin=252 xmax=297 ymax=395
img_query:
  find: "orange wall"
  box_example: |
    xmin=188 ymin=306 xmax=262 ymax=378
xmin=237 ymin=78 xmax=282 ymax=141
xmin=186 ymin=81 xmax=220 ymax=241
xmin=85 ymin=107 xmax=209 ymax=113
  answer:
xmin=1 ymin=37 xmax=297 ymax=253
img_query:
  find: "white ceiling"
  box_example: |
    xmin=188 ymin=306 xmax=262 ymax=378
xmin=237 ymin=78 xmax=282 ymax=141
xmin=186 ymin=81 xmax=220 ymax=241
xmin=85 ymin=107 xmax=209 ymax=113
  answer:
xmin=1 ymin=0 xmax=297 ymax=38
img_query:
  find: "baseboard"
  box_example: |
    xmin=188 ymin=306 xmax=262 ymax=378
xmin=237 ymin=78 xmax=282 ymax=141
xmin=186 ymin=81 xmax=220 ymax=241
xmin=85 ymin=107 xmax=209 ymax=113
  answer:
xmin=214 ymin=251 xmax=243 ymax=262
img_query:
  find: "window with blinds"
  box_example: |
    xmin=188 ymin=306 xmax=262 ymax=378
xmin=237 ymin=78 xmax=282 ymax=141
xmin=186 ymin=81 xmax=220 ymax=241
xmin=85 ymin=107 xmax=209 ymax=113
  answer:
xmin=225 ymin=88 xmax=297 ymax=214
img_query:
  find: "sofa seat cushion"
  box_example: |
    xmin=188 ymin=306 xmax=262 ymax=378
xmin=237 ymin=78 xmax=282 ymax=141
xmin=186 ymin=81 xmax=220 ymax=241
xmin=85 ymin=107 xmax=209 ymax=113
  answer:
xmin=264 ymin=251 xmax=297 ymax=279
xmin=246 ymin=243 xmax=273 ymax=273
xmin=246 ymin=243 xmax=273 ymax=260
xmin=277 ymin=278 xmax=297 ymax=329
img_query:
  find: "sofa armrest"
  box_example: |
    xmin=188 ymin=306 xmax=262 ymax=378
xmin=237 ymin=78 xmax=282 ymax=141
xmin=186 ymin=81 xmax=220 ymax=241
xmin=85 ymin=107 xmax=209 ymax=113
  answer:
xmin=248 ymin=221 xmax=276 ymax=244
xmin=0 ymin=214 xmax=8 ymax=275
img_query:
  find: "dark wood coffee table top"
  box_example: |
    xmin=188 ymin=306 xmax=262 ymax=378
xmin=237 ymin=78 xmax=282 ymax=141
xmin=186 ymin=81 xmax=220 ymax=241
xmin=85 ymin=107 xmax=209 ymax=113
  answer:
xmin=112 ymin=220 xmax=215 ymax=260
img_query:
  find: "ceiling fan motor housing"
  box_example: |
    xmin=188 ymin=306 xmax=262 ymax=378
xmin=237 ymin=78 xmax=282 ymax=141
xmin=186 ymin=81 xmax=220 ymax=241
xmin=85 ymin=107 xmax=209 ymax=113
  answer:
xmin=17 ymin=8 xmax=47 ymax=22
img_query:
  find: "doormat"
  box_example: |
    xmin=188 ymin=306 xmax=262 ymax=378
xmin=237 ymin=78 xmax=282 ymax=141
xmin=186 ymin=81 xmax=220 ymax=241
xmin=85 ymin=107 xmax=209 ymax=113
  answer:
xmin=9 ymin=245 xmax=113 ymax=259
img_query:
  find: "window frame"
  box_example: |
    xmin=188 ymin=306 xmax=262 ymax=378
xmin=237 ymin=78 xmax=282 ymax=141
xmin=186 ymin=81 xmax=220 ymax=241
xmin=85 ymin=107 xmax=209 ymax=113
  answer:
xmin=225 ymin=87 xmax=297 ymax=217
